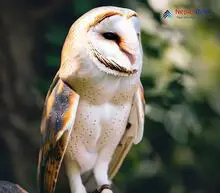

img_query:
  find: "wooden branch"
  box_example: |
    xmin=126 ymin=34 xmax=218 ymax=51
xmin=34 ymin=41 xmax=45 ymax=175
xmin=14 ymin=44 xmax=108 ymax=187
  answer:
xmin=0 ymin=181 xmax=29 ymax=193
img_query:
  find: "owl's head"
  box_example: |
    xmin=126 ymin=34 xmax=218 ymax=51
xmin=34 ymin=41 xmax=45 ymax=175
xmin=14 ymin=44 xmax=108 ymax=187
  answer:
xmin=60 ymin=6 xmax=143 ymax=78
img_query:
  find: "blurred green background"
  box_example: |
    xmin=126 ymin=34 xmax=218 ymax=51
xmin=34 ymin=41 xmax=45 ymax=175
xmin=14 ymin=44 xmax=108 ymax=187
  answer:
xmin=0 ymin=0 xmax=220 ymax=193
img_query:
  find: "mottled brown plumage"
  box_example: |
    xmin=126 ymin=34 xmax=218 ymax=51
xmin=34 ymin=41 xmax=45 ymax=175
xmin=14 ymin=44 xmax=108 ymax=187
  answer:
xmin=38 ymin=79 xmax=80 ymax=193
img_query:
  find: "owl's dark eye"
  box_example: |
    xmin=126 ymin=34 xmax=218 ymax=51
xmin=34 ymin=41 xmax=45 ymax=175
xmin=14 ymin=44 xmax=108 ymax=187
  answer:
xmin=102 ymin=32 xmax=120 ymax=43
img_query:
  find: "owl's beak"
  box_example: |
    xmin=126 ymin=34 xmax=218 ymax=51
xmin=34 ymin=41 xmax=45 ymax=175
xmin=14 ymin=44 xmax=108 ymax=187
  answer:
xmin=119 ymin=38 xmax=136 ymax=65
xmin=120 ymin=45 xmax=136 ymax=65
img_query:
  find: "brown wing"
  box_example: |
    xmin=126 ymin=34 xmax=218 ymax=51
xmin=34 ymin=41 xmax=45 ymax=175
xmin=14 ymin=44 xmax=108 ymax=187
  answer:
xmin=38 ymin=77 xmax=80 ymax=193
xmin=109 ymin=82 xmax=145 ymax=179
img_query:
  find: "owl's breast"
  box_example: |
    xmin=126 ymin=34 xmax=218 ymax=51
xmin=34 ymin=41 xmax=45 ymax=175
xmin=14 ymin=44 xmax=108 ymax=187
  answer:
xmin=66 ymin=96 xmax=132 ymax=171
xmin=74 ymin=99 xmax=131 ymax=146
xmin=66 ymin=73 xmax=137 ymax=171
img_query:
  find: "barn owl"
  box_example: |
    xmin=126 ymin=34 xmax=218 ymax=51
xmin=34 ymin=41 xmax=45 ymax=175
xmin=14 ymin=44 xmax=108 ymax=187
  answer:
xmin=38 ymin=6 xmax=145 ymax=193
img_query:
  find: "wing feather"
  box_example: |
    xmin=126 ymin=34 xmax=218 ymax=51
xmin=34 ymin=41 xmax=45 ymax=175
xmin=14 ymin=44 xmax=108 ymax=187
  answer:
xmin=38 ymin=78 xmax=80 ymax=193
xmin=109 ymin=82 xmax=145 ymax=179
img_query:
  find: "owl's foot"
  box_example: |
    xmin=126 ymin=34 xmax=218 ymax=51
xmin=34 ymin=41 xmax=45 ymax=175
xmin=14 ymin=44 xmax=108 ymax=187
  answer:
xmin=94 ymin=184 xmax=112 ymax=193
xmin=74 ymin=185 xmax=87 ymax=193
xmin=65 ymin=159 xmax=87 ymax=193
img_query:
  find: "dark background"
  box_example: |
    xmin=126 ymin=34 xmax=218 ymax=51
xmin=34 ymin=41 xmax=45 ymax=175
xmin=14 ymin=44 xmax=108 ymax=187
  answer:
xmin=0 ymin=0 xmax=220 ymax=193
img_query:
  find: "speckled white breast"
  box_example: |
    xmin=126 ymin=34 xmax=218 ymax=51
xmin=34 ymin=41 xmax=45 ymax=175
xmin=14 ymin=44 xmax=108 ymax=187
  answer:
xmin=65 ymin=71 xmax=139 ymax=173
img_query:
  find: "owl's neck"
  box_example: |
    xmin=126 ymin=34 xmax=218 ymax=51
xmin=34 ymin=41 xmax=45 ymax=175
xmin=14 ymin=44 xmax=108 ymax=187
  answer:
xmin=71 ymin=69 xmax=139 ymax=105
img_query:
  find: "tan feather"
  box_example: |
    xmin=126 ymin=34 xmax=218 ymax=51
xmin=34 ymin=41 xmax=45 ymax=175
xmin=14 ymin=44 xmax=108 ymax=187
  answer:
xmin=109 ymin=83 xmax=145 ymax=179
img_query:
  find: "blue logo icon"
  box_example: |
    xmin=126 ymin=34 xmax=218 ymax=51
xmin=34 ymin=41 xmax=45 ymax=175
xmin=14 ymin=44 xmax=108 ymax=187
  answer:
xmin=162 ymin=10 xmax=172 ymax=19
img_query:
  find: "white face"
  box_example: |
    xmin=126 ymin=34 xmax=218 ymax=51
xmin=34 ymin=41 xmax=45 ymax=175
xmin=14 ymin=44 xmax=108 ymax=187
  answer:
xmin=88 ymin=14 xmax=143 ymax=77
